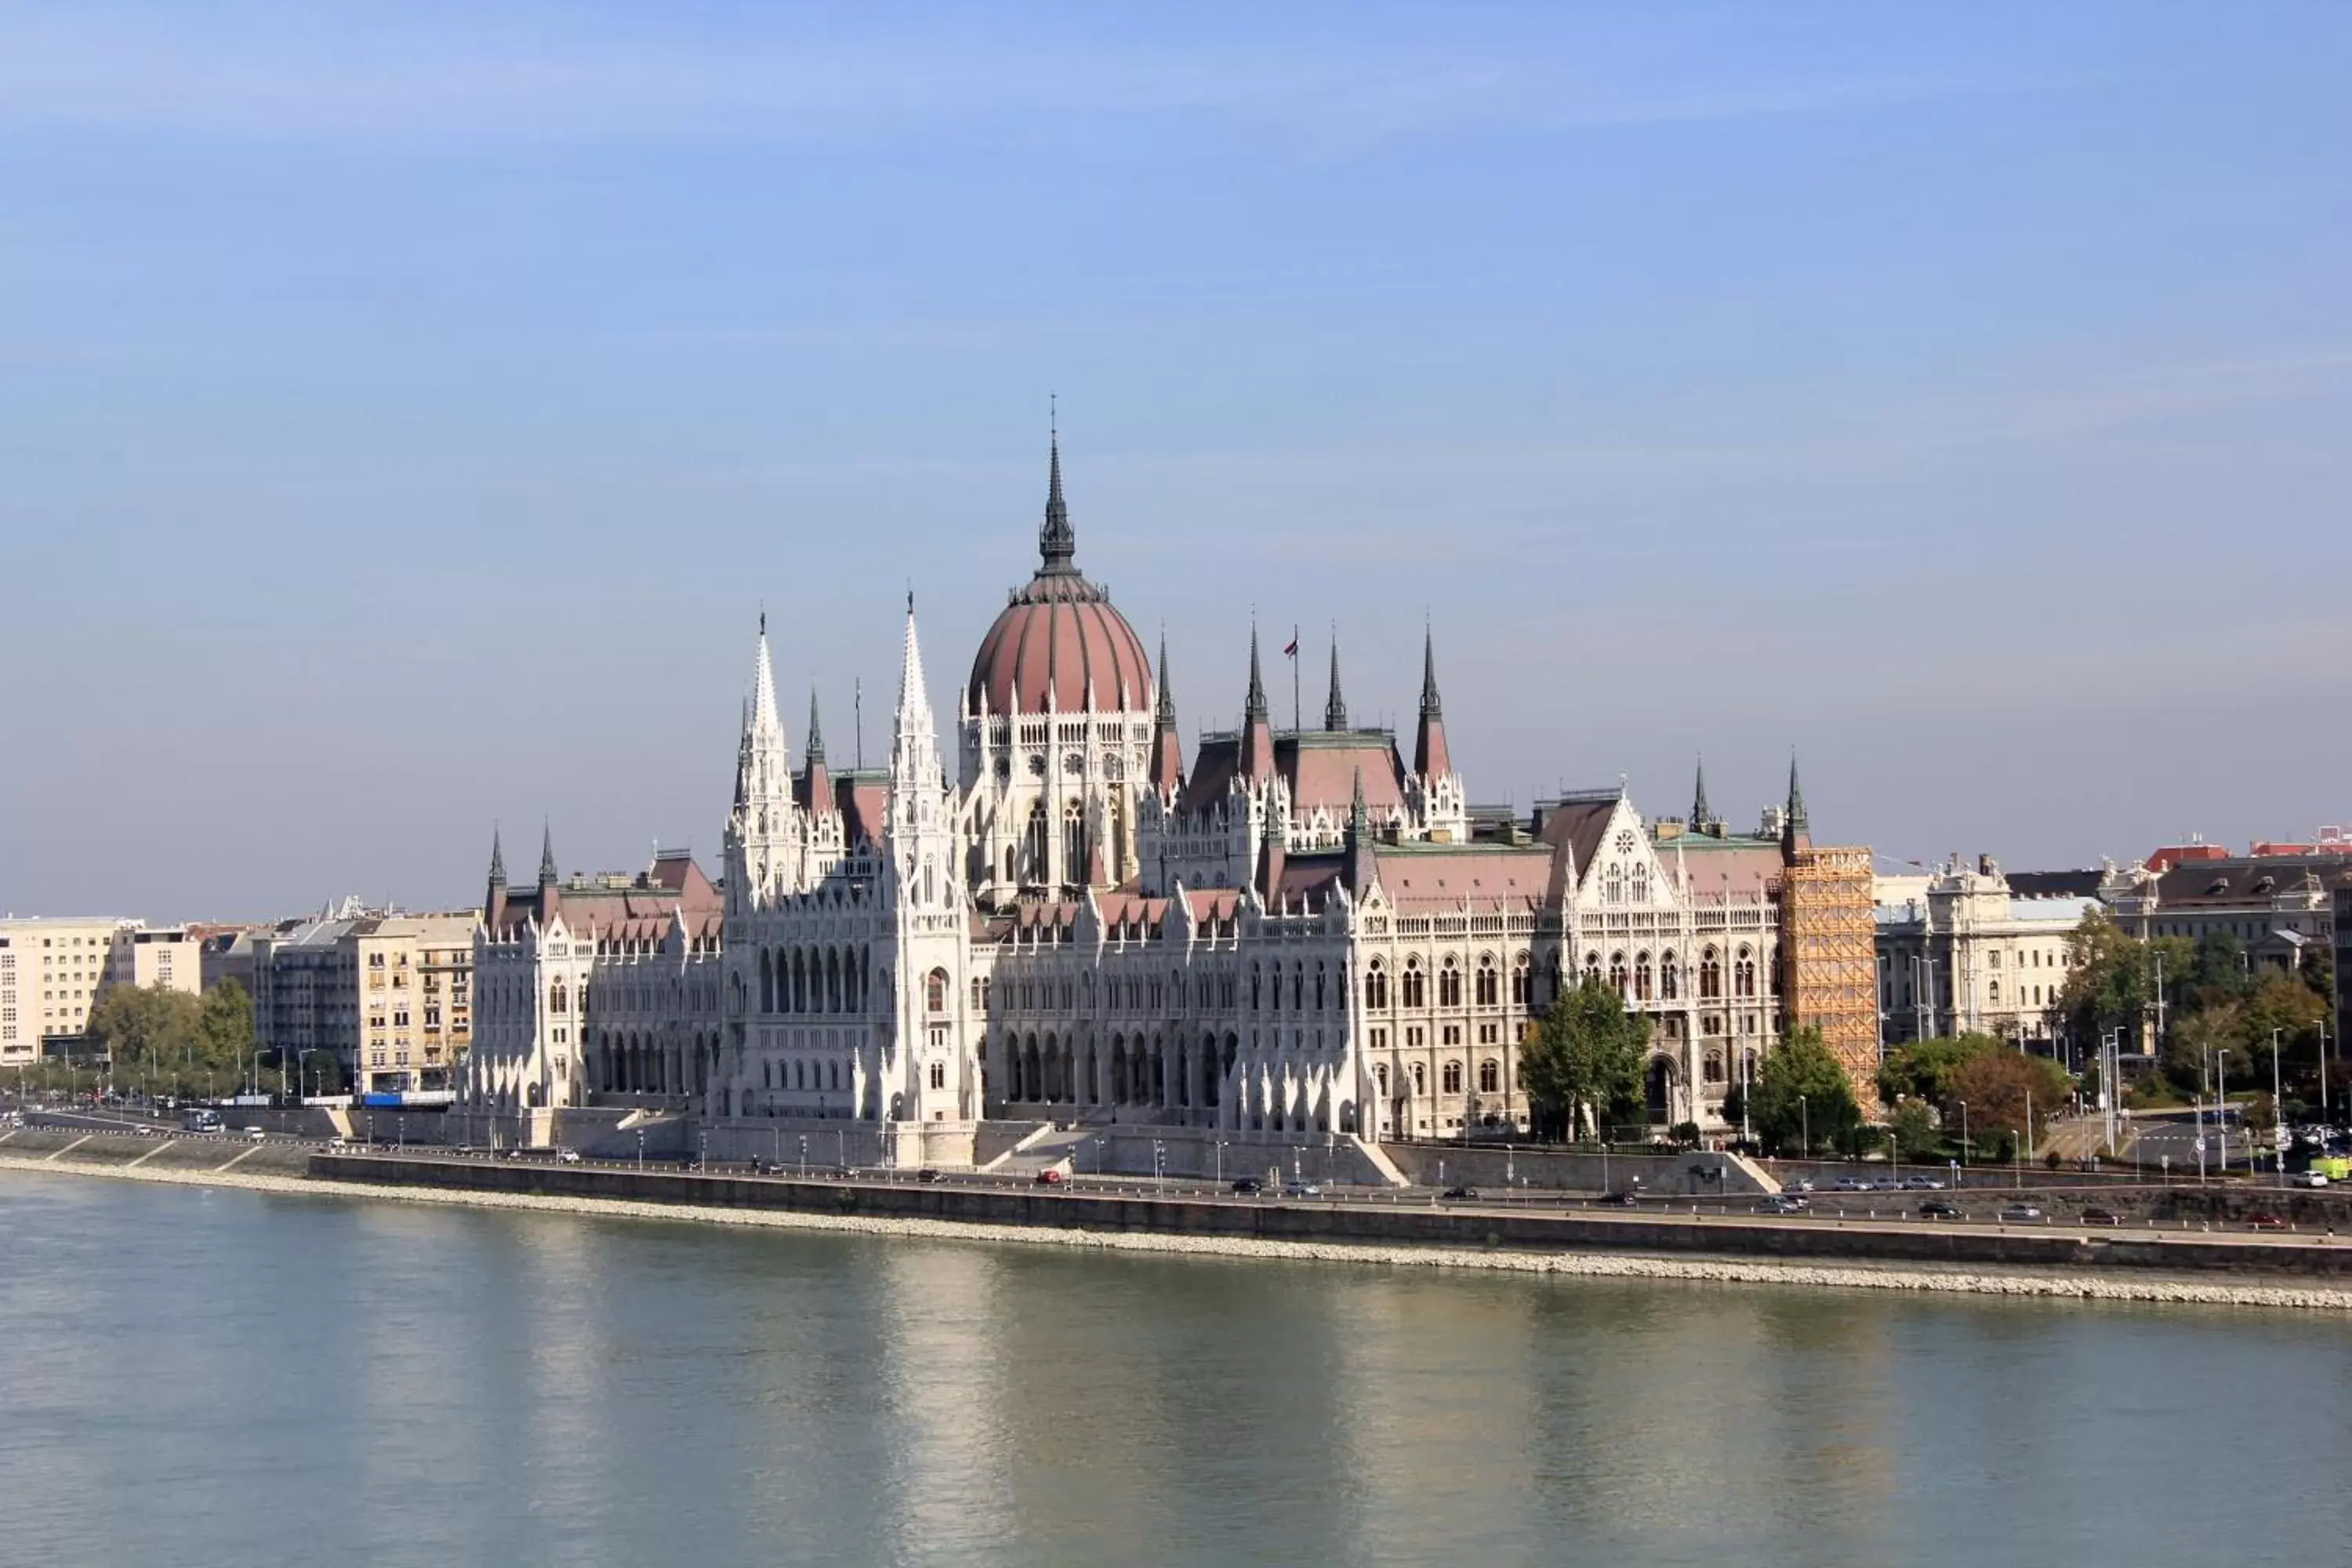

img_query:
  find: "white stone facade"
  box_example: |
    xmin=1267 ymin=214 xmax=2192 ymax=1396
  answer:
xmin=1874 ymin=855 xmax=2093 ymax=1047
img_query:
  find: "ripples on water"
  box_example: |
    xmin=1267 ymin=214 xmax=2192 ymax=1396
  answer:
xmin=0 ymin=1176 xmax=2346 ymax=1567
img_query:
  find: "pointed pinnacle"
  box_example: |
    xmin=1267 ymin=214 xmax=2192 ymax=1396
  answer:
xmin=1324 ymin=635 xmax=1348 ymax=731
xmin=1245 ymin=622 xmax=1268 ymax=720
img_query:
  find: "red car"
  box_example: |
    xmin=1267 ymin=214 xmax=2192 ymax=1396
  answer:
xmin=2246 ymin=1212 xmax=2290 ymax=1232
xmin=1034 ymin=1167 xmax=1066 ymax=1185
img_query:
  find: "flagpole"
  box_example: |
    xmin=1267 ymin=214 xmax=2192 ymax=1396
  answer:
xmin=1291 ymin=623 xmax=1301 ymax=737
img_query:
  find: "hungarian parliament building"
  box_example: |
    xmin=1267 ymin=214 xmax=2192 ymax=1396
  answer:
xmin=463 ymin=441 xmax=1875 ymax=1158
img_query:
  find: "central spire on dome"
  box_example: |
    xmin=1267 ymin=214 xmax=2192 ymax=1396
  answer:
xmin=1038 ymin=409 xmax=1077 ymax=576
xmin=967 ymin=423 xmax=1153 ymax=718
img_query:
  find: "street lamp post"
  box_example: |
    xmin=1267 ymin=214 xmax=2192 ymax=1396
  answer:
xmin=637 ymin=1129 xmax=645 ymax=1170
xmin=2272 ymin=1027 xmax=2285 ymax=1187
xmin=1215 ymin=1139 xmax=1229 ymax=1185
xmin=1798 ymin=1094 xmax=1809 ymax=1162
xmin=800 ymin=1134 xmax=808 ymax=1178
xmin=1956 ymin=1100 xmax=1969 ymax=1179
xmin=2020 ymin=1088 xmax=2032 ymax=1189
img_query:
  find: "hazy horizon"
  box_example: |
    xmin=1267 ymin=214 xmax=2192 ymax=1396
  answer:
xmin=4 ymin=3 xmax=2347 ymax=923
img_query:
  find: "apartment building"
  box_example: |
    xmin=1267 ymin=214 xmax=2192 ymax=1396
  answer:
xmin=252 ymin=911 xmax=474 ymax=1099
xmin=0 ymin=917 xmax=203 ymax=1065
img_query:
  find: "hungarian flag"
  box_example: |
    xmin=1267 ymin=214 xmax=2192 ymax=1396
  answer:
xmin=1282 ymin=635 xmax=1298 ymax=657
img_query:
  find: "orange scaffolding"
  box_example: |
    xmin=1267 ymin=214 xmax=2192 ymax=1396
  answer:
xmin=1782 ymin=844 xmax=1878 ymax=1109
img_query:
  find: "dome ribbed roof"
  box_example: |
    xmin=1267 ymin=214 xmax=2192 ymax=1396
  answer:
xmin=967 ymin=575 xmax=1152 ymax=716
xmin=965 ymin=430 xmax=1153 ymax=717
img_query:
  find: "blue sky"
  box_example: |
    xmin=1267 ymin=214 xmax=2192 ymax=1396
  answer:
xmin=2 ymin=2 xmax=2347 ymax=920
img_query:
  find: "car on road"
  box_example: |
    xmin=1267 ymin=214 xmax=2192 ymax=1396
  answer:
xmin=1998 ymin=1204 xmax=2044 ymax=1223
xmin=1280 ymin=1181 xmax=1321 ymax=1198
xmin=1439 ymin=1185 xmax=1479 ymax=1201
xmin=1754 ymin=1195 xmax=1808 ymax=1214
xmin=1781 ymin=1178 xmax=1815 ymax=1193
xmin=556 ymin=1149 xmax=583 ymax=1163
xmin=2246 ymin=1212 xmax=2291 ymax=1232
xmin=2289 ymin=1171 xmax=2329 ymax=1189
xmin=1598 ymin=1190 xmax=1639 ymax=1207
xmin=1034 ymin=1167 xmax=1065 ymax=1185
xmin=916 ymin=1167 xmax=944 ymax=1183
xmin=1918 ymin=1200 xmax=1967 ymax=1220
xmin=1231 ymin=1177 xmax=1264 ymax=1195
xmin=1899 ymin=1176 xmax=1946 ymax=1191
xmin=2079 ymin=1207 xmax=2122 ymax=1226
xmin=1831 ymin=1177 xmax=1873 ymax=1192
xmin=243 ymin=1127 xmax=267 ymax=1141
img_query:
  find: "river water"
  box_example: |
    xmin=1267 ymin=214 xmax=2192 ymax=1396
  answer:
xmin=2 ymin=1174 xmax=2347 ymax=1567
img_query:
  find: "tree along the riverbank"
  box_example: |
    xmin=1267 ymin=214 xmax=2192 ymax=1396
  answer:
xmin=1740 ymin=1025 xmax=1863 ymax=1156
xmin=82 ymin=980 xmax=257 ymax=1098
xmin=2054 ymin=914 xmax=2335 ymax=1114
xmin=1519 ymin=976 xmax=1647 ymax=1141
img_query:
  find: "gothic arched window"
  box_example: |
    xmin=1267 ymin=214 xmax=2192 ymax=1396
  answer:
xmin=1063 ymin=800 xmax=1087 ymax=887
xmin=1442 ymin=1061 xmax=1463 ymax=1094
xmin=1634 ymin=951 xmax=1653 ymax=1001
xmin=926 ymin=968 xmax=949 ymax=1014
xmin=1608 ymin=952 xmax=1628 ymax=996
xmin=1478 ymin=1059 xmax=1499 ymax=1094
xmin=1661 ymin=953 xmax=1679 ymax=1000
xmin=1402 ymin=958 xmax=1426 ymax=1010
xmin=1735 ymin=946 xmax=1757 ymax=998
xmin=1365 ymin=960 xmax=1388 ymax=1011
xmin=1438 ymin=957 xmax=1461 ymax=1008
xmin=1700 ymin=947 xmax=1722 ymax=1000
xmin=1475 ymin=956 xmax=1498 ymax=1007
xmin=1025 ymin=801 xmax=1047 ymax=882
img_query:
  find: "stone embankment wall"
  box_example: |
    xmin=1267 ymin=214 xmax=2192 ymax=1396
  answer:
xmin=313 ymin=1153 xmax=2352 ymax=1279
xmin=1381 ymin=1144 xmax=1763 ymax=1196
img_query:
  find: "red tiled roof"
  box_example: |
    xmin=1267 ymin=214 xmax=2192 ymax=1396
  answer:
xmin=1672 ymin=840 xmax=1784 ymax=901
xmin=1374 ymin=847 xmax=1551 ymax=912
xmin=1283 ymin=734 xmax=1406 ymax=815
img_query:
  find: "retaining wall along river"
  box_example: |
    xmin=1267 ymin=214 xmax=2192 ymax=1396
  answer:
xmin=307 ymin=1152 xmax=2352 ymax=1280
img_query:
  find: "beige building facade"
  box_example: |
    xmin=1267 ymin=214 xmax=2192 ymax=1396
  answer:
xmin=0 ymin=917 xmax=203 ymax=1065
xmin=252 ymin=911 xmax=476 ymax=1098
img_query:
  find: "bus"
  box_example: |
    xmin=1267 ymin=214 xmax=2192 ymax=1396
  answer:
xmin=182 ymin=1107 xmax=223 ymax=1134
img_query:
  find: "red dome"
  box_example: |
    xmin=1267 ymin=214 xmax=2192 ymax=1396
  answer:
xmin=967 ymin=573 xmax=1152 ymax=716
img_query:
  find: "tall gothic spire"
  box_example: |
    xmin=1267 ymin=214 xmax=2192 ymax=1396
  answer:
xmin=750 ymin=615 xmax=782 ymax=742
xmin=893 ymin=592 xmax=938 ymax=764
xmin=1038 ymin=412 xmax=1076 ymax=575
xmin=1783 ymin=751 xmax=1810 ymax=853
xmin=1244 ymin=621 xmax=1269 ymax=720
xmin=1155 ymin=630 xmax=1176 ymax=725
xmin=487 ymin=827 xmax=506 ymax=889
xmin=1323 ymin=634 xmax=1348 ymax=731
xmin=1150 ymin=630 xmax=1184 ymax=793
xmin=1691 ymin=757 xmax=1711 ymax=830
xmin=538 ymin=823 xmax=557 ymax=887
xmin=1412 ymin=626 xmax=1452 ymax=779
xmin=1418 ymin=624 xmax=1443 ymax=719
xmin=803 ymin=685 xmax=833 ymax=815
xmin=1240 ymin=622 xmax=1276 ymax=780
